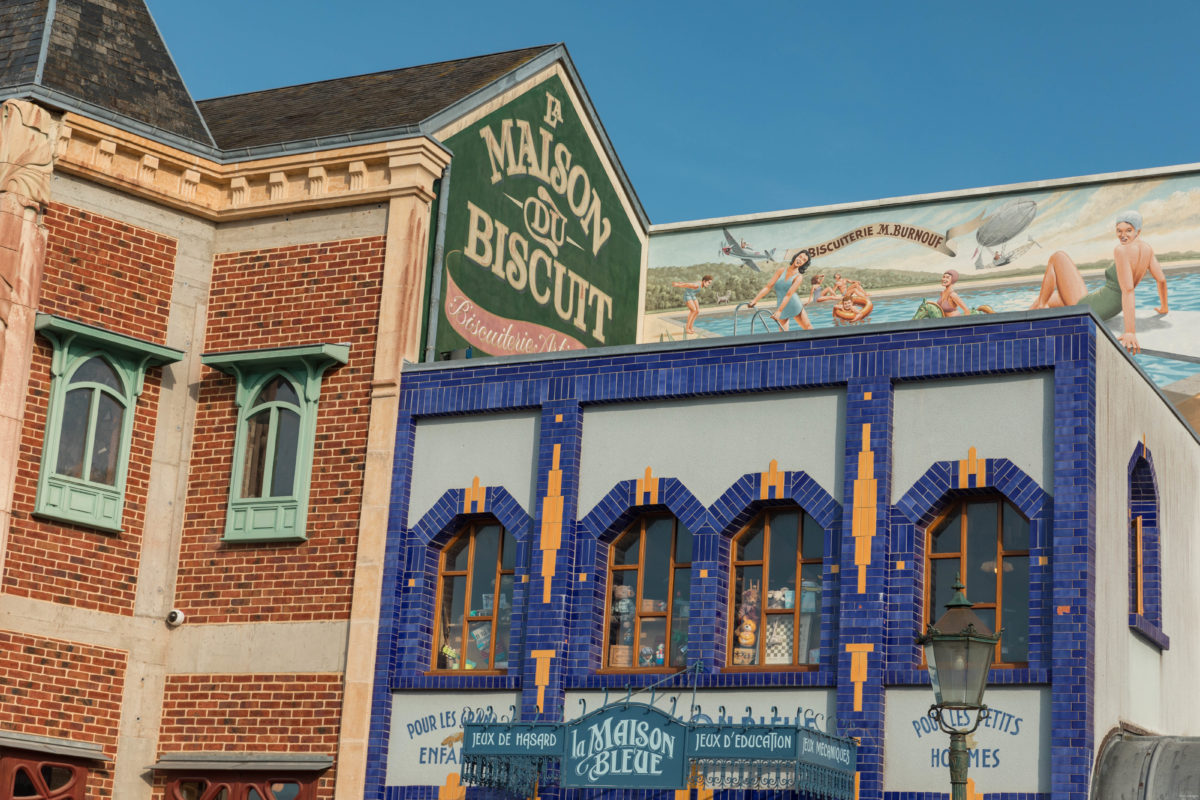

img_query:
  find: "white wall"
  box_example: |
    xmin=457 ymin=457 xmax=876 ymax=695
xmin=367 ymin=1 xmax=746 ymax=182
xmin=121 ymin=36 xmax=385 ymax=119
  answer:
xmin=1093 ymin=336 xmax=1200 ymax=746
xmin=408 ymin=412 xmax=540 ymax=526
xmin=892 ymin=374 xmax=1054 ymax=502
xmin=578 ymin=390 xmax=845 ymax=516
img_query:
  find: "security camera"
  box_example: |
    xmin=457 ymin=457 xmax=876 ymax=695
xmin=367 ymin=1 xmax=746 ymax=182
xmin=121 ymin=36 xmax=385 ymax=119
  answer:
xmin=166 ymin=609 xmax=185 ymax=627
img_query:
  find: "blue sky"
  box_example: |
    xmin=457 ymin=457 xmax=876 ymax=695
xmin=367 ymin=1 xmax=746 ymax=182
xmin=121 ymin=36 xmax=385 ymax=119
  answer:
xmin=148 ymin=0 xmax=1200 ymax=226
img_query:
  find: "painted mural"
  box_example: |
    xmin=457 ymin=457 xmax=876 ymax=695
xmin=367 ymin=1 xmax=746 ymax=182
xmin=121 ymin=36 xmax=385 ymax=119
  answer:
xmin=433 ymin=74 xmax=643 ymax=358
xmin=647 ymin=172 xmax=1200 ymax=412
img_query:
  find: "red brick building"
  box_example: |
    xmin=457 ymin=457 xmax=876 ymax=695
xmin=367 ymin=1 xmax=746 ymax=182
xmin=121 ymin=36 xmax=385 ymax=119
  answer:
xmin=0 ymin=3 xmax=646 ymax=799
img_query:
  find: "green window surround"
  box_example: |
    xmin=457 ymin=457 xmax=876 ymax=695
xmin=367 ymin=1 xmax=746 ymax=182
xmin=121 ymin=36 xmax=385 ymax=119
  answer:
xmin=34 ymin=313 xmax=184 ymax=532
xmin=202 ymin=343 xmax=349 ymax=543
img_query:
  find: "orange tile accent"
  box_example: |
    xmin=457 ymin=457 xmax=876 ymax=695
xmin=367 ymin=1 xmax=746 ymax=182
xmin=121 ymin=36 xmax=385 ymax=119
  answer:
xmin=522 ymin=575 xmax=529 ymax=583
xmin=851 ymin=424 xmax=876 ymax=593
xmin=438 ymin=773 xmax=465 ymax=800
xmin=555 ymin=414 xmax=563 ymax=422
xmin=579 ymin=573 xmax=588 ymax=582
xmin=463 ymin=476 xmax=486 ymax=514
xmin=636 ymin=466 xmax=660 ymax=505
xmin=1057 ymin=605 xmax=1071 ymax=615
xmin=863 ymin=391 xmax=872 ymax=400
xmin=854 ymin=771 xmax=860 ymax=800
xmin=699 ymin=569 xmax=709 ymax=578
xmin=1135 ymin=516 xmax=1145 ymax=616
xmin=760 ymin=459 xmax=785 ymax=500
xmin=531 ymin=649 xmax=556 ymax=713
xmin=1039 ymin=556 xmax=1048 ymax=566
xmin=407 ymin=578 xmax=415 ymax=587
xmin=957 ymin=446 xmax=987 ymax=489
xmin=675 ymin=790 xmax=689 ymax=800
xmin=967 ymin=777 xmax=981 ymax=800
xmin=830 ymin=564 xmax=840 ymax=574
xmin=539 ymin=445 xmax=564 ymax=603
xmin=697 ymin=788 xmax=714 ymax=800
xmin=895 ymin=561 xmax=905 ymax=570
xmin=846 ymin=643 xmax=874 ymax=711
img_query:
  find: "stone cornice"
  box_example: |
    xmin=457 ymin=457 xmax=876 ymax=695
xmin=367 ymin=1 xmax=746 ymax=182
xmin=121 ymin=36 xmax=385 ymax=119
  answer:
xmin=53 ymin=113 xmax=451 ymax=220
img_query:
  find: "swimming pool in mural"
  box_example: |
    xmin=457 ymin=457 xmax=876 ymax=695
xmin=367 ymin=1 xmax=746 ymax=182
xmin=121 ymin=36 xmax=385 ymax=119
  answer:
xmin=683 ymin=268 xmax=1200 ymax=387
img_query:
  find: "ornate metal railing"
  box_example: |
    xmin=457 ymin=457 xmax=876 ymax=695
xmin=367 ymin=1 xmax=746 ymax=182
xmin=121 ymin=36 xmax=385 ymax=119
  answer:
xmin=461 ymin=754 xmax=547 ymax=799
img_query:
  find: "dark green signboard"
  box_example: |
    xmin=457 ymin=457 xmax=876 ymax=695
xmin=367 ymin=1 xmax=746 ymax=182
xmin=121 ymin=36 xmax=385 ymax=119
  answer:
xmin=435 ymin=74 xmax=642 ymax=358
xmin=461 ymin=702 xmax=856 ymax=798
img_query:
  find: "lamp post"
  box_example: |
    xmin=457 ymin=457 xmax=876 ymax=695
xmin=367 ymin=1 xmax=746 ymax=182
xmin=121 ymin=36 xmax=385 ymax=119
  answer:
xmin=918 ymin=576 xmax=1002 ymax=800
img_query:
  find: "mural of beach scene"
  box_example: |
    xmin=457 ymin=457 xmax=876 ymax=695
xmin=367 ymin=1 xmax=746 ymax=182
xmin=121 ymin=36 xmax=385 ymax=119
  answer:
xmin=646 ymin=169 xmax=1200 ymax=424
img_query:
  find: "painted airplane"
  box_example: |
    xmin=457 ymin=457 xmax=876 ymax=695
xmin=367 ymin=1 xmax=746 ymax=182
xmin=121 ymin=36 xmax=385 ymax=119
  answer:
xmin=719 ymin=228 xmax=774 ymax=271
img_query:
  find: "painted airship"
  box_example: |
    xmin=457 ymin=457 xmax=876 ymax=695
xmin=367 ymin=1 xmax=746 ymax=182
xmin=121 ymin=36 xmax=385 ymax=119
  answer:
xmin=974 ymin=199 xmax=1041 ymax=269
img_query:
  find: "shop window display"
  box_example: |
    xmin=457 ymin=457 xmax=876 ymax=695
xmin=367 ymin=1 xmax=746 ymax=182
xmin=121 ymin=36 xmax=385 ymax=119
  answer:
xmin=605 ymin=516 xmax=692 ymax=669
xmin=433 ymin=521 xmax=515 ymax=671
xmin=730 ymin=509 xmax=823 ymax=668
xmin=926 ymin=495 xmax=1030 ymax=665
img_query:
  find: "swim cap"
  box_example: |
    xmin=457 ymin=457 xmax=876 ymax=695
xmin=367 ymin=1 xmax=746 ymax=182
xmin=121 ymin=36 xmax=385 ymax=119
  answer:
xmin=944 ymin=269 xmax=959 ymax=283
xmin=1115 ymin=210 xmax=1142 ymax=230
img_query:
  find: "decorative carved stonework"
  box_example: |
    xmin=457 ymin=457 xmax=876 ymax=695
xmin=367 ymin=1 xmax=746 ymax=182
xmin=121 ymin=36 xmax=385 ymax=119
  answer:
xmin=0 ymin=99 xmax=58 ymax=207
xmin=54 ymin=113 xmax=449 ymax=222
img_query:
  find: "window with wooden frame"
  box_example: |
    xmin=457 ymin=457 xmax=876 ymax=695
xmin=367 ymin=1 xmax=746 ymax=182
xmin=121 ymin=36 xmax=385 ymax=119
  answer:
xmin=729 ymin=509 xmax=823 ymax=668
xmin=433 ymin=521 xmax=515 ymax=672
xmin=164 ymin=774 xmax=317 ymax=800
xmin=604 ymin=516 xmax=692 ymax=670
xmin=926 ymin=496 xmax=1029 ymax=665
xmin=0 ymin=754 xmax=87 ymax=800
xmin=202 ymin=344 xmax=348 ymax=543
xmin=33 ymin=314 xmax=182 ymax=532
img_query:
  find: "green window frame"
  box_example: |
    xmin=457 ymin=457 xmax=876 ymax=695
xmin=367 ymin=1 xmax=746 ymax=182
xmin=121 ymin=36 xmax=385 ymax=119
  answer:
xmin=202 ymin=344 xmax=348 ymax=543
xmin=34 ymin=314 xmax=183 ymax=532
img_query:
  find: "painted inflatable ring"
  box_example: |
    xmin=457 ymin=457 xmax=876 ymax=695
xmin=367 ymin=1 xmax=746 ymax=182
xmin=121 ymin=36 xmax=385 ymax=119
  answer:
xmin=832 ymin=296 xmax=870 ymax=321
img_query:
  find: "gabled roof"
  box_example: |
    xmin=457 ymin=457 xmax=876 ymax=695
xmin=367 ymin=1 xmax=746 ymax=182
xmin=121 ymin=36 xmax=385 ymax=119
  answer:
xmin=0 ymin=0 xmax=214 ymax=146
xmin=197 ymin=45 xmax=555 ymax=151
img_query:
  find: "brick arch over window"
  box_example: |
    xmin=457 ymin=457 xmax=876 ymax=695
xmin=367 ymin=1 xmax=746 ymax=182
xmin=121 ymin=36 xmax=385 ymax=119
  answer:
xmin=1128 ymin=444 xmax=1168 ymax=649
xmin=707 ymin=468 xmax=841 ymax=673
xmin=893 ymin=458 xmax=1051 ymax=668
xmin=572 ymin=477 xmax=712 ymax=679
xmin=396 ymin=485 xmax=533 ymax=676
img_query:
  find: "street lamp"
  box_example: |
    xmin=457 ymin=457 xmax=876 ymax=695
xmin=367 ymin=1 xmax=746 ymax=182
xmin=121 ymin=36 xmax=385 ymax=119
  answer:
xmin=918 ymin=576 xmax=1002 ymax=800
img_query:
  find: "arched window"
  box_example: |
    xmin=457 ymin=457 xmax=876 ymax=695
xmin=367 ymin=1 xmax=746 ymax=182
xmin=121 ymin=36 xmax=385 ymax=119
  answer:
xmin=926 ymin=496 xmax=1029 ymax=665
xmin=1129 ymin=451 xmax=1167 ymax=648
xmin=203 ymin=343 xmax=347 ymax=542
xmin=55 ymin=356 xmax=127 ymax=486
xmin=604 ymin=516 xmax=692 ymax=670
xmin=239 ymin=377 xmax=301 ymax=500
xmin=34 ymin=314 xmax=183 ymax=532
xmin=729 ymin=509 xmax=823 ymax=668
xmin=433 ymin=521 xmax=515 ymax=672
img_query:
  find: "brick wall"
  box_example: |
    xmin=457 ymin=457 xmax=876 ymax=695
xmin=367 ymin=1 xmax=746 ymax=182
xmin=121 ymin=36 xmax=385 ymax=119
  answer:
xmin=174 ymin=237 xmax=384 ymax=623
xmin=4 ymin=203 xmax=175 ymax=613
xmin=158 ymin=673 xmax=343 ymax=797
xmin=0 ymin=631 xmax=126 ymax=798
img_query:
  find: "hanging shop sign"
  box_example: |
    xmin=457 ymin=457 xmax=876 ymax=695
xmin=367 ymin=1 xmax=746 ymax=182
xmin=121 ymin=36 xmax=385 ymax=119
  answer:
xmin=435 ymin=74 xmax=643 ymax=358
xmin=461 ymin=701 xmax=856 ymax=798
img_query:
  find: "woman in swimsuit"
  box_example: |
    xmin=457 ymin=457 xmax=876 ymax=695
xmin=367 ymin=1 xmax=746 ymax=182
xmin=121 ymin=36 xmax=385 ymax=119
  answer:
xmin=673 ymin=275 xmax=713 ymax=334
xmin=936 ymin=270 xmax=970 ymax=317
xmin=747 ymin=249 xmax=814 ymax=331
xmin=1029 ymin=210 xmax=1168 ymax=353
xmin=808 ymin=274 xmax=829 ymax=304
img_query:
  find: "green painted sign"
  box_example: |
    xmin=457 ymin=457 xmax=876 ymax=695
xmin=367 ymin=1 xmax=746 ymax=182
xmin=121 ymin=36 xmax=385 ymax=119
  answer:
xmin=435 ymin=75 xmax=642 ymax=358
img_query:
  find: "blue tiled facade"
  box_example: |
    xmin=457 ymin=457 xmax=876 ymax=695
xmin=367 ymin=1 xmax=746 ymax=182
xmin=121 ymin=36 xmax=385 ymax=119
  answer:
xmin=368 ymin=310 xmax=1120 ymax=800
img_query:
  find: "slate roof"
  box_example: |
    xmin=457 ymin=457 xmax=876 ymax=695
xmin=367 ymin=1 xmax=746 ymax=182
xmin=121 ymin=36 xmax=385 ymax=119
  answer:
xmin=196 ymin=45 xmax=555 ymax=151
xmin=0 ymin=0 xmax=49 ymax=89
xmin=0 ymin=0 xmax=214 ymax=146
